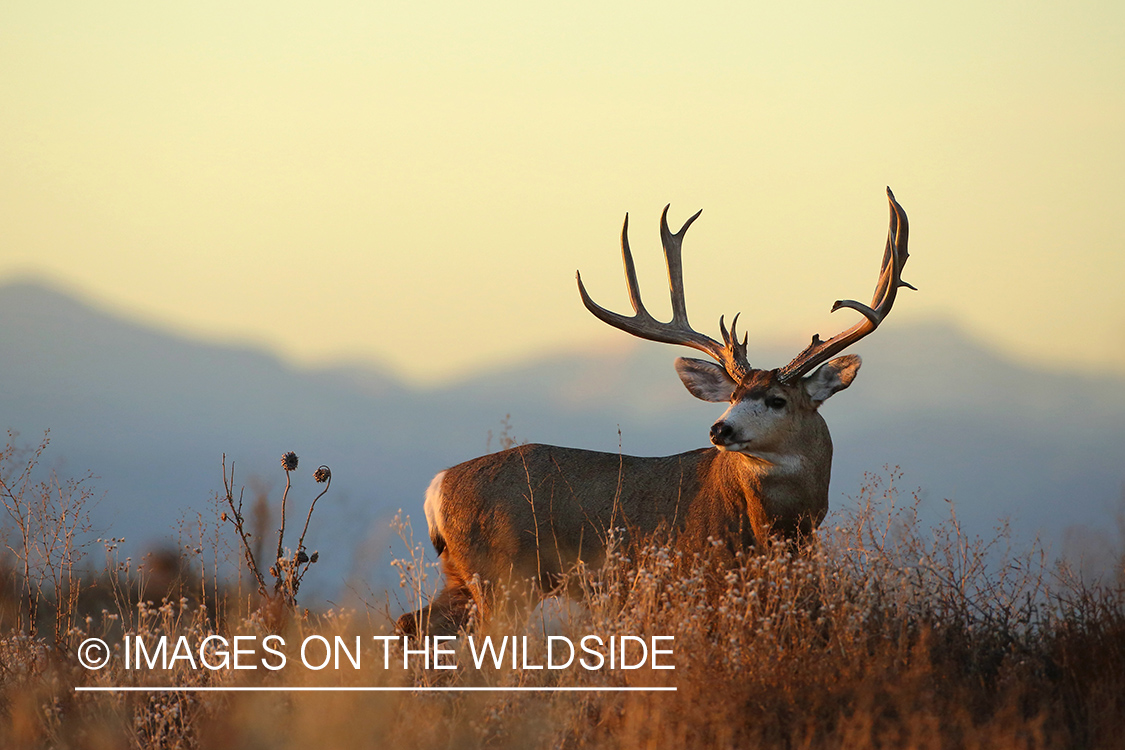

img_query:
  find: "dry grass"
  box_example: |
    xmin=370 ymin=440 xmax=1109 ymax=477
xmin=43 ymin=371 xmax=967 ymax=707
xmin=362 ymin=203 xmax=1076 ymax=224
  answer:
xmin=2 ymin=446 xmax=1124 ymax=749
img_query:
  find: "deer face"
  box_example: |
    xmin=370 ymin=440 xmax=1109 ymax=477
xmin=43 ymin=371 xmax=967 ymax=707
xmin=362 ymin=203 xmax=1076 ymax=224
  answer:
xmin=674 ymin=355 xmax=861 ymax=454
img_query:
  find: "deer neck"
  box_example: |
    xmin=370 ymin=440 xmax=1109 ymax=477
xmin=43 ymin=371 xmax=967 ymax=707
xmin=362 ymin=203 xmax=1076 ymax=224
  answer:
xmin=714 ymin=417 xmax=833 ymax=536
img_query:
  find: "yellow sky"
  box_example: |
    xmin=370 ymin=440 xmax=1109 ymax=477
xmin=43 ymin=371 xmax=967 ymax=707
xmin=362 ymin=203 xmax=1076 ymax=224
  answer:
xmin=2 ymin=1 xmax=1122 ymax=384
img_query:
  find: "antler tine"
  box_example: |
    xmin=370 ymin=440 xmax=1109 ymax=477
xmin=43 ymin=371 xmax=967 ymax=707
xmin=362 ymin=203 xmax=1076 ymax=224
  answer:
xmin=577 ymin=213 xmax=659 ymax=334
xmin=659 ymin=204 xmax=703 ymax=327
xmin=720 ymin=313 xmax=750 ymax=367
xmin=618 ymin=213 xmax=647 ymax=318
xmin=577 ymin=207 xmax=751 ymax=382
xmin=777 ymin=188 xmax=913 ymax=383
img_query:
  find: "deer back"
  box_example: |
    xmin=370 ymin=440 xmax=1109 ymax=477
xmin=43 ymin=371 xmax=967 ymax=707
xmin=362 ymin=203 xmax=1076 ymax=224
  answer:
xmin=433 ymin=437 xmax=831 ymax=586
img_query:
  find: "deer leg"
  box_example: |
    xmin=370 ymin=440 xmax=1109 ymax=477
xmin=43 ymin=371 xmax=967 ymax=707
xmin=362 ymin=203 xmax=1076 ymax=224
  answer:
xmin=477 ymin=576 xmax=544 ymax=634
xmin=396 ymin=570 xmax=475 ymax=637
xmin=397 ymin=551 xmax=564 ymax=635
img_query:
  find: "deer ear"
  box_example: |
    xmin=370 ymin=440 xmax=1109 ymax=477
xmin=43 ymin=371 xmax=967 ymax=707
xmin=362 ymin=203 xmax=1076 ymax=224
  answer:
xmin=674 ymin=357 xmax=737 ymax=402
xmin=803 ymin=355 xmax=861 ymax=404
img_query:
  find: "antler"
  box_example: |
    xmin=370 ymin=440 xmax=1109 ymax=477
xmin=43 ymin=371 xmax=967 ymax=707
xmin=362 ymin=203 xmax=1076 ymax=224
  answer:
xmin=777 ymin=187 xmax=913 ymax=383
xmin=576 ymin=205 xmax=752 ymax=383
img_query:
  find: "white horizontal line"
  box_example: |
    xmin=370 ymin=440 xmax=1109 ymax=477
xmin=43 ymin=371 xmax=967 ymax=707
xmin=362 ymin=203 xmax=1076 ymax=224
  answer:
xmin=75 ymin=686 xmax=676 ymax=693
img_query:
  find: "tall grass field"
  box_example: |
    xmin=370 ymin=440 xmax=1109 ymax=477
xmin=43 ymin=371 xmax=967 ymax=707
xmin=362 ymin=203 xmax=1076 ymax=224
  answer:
xmin=2 ymin=436 xmax=1123 ymax=749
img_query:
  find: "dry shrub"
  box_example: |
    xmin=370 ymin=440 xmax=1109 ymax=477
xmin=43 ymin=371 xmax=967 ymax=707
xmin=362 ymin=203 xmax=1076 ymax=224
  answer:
xmin=1 ymin=468 xmax=1124 ymax=749
xmin=0 ymin=431 xmax=96 ymax=648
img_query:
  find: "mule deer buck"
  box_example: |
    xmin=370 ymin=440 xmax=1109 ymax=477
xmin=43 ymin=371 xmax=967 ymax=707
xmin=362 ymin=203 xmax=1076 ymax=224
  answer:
xmin=398 ymin=188 xmax=911 ymax=635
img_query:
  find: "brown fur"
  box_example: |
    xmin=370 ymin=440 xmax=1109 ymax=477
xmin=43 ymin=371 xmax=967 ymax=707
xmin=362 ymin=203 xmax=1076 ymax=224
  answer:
xmin=397 ymin=190 xmax=907 ymax=636
xmin=397 ymin=380 xmax=835 ymax=635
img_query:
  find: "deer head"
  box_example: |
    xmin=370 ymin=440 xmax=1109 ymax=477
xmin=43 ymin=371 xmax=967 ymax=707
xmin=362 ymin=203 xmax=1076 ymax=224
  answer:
xmin=576 ymin=188 xmax=912 ymax=456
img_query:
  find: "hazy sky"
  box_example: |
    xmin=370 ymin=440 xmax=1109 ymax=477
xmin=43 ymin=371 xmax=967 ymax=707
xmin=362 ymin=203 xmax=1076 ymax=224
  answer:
xmin=2 ymin=1 xmax=1122 ymax=384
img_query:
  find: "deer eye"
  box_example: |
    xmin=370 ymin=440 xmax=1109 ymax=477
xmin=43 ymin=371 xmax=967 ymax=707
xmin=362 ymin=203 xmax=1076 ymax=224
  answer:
xmin=765 ymin=396 xmax=787 ymax=410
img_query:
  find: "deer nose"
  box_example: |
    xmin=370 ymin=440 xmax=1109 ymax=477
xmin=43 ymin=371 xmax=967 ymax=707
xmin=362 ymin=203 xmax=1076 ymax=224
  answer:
xmin=710 ymin=421 xmax=734 ymax=444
